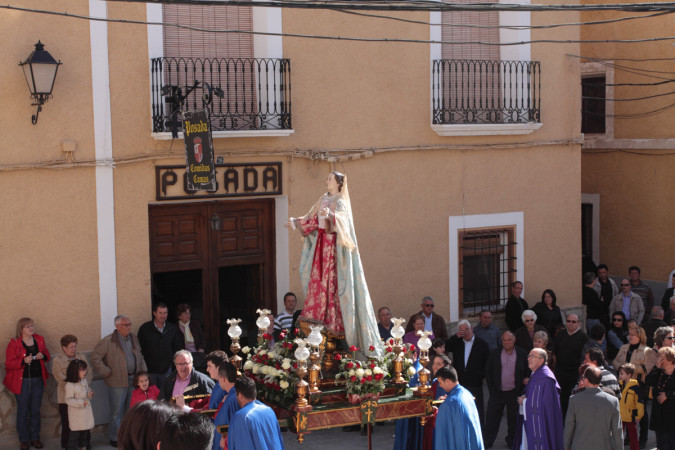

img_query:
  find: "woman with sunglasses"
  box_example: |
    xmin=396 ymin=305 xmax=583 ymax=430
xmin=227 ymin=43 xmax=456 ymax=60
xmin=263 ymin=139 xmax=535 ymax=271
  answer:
xmin=646 ymin=327 xmax=675 ymax=373
xmin=607 ymin=311 xmax=629 ymax=362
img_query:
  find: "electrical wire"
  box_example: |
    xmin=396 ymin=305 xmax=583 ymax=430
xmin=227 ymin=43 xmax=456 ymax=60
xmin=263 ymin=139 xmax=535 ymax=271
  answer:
xmin=102 ymin=0 xmax=675 ymax=13
xmin=582 ymin=79 xmax=675 ymax=87
xmin=4 ymin=4 xmax=675 ymax=46
xmin=583 ymin=90 xmax=675 ymax=101
xmin=571 ymin=54 xmax=675 ymax=62
xmin=333 ymin=8 xmax=672 ymax=30
xmin=583 ymin=101 xmax=675 ymax=118
xmin=573 ymin=55 xmax=675 ymax=76
xmin=0 ymin=138 xmax=584 ymax=171
xmin=582 ymin=148 xmax=675 ymax=155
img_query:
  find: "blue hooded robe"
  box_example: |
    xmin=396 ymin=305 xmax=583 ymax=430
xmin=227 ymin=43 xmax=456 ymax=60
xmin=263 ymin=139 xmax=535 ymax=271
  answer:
xmin=434 ymin=384 xmax=484 ymax=450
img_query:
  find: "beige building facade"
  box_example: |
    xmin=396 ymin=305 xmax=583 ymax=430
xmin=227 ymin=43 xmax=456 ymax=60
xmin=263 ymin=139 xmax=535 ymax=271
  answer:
xmin=1 ymin=0 xmax=582 ymax=419
xmin=580 ymin=6 xmax=675 ymax=290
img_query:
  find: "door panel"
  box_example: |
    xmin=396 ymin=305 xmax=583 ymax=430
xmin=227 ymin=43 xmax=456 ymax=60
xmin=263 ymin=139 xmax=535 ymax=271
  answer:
xmin=148 ymin=199 xmax=276 ymax=350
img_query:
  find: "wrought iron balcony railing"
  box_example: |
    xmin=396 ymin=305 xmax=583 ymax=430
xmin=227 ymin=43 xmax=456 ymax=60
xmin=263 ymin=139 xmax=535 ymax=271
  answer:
xmin=151 ymin=57 xmax=291 ymax=133
xmin=432 ymin=59 xmax=540 ymax=125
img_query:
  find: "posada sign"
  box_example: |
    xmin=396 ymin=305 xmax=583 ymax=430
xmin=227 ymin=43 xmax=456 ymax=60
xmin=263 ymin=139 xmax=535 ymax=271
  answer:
xmin=183 ymin=109 xmax=216 ymax=192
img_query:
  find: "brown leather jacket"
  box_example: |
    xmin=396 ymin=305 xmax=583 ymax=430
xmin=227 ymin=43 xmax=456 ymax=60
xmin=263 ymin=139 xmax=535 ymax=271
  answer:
xmin=90 ymin=331 xmax=147 ymax=387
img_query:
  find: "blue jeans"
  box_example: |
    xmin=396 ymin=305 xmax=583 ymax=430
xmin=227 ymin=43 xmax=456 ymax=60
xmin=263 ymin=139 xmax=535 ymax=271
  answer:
xmin=108 ymin=376 xmax=134 ymax=441
xmin=15 ymin=377 xmax=44 ymax=442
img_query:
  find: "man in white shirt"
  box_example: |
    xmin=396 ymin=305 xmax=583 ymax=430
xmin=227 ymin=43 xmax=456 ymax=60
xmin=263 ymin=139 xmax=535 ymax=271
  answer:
xmin=273 ymin=292 xmax=297 ymax=339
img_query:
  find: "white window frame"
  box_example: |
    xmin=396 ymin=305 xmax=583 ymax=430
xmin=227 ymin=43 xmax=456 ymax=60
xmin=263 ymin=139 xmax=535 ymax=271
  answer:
xmin=580 ymin=62 xmax=614 ymax=141
xmin=581 ymin=193 xmax=600 ymax=265
xmin=430 ymin=0 xmax=541 ymax=136
xmin=449 ymin=212 xmax=524 ymax=321
xmin=147 ymin=3 xmax=293 ymax=139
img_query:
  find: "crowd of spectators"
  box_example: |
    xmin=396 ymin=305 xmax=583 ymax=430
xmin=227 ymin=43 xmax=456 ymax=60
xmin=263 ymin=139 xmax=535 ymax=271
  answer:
xmin=4 ymin=266 xmax=675 ymax=450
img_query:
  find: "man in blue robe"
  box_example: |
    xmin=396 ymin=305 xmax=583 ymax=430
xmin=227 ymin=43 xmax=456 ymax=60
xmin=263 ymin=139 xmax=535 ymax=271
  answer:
xmin=213 ymin=362 xmax=239 ymax=450
xmin=226 ymin=376 xmax=284 ymax=450
xmin=512 ymin=348 xmax=564 ymax=450
xmin=206 ymin=351 xmax=230 ymax=410
xmin=434 ymin=366 xmax=484 ymax=450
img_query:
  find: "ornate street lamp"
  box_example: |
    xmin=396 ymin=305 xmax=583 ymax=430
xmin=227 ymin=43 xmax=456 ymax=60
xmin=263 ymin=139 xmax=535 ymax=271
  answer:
xmin=19 ymin=41 xmax=62 ymax=125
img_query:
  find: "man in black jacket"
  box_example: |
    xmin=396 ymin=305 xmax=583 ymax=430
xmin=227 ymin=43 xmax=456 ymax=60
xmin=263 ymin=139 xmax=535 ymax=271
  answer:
xmin=504 ymin=281 xmax=529 ymax=332
xmin=484 ymin=330 xmax=529 ymax=448
xmin=445 ymin=319 xmax=490 ymax=427
xmin=160 ymin=350 xmax=214 ymax=403
xmin=138 ymin=302 xmax=184 ymax=389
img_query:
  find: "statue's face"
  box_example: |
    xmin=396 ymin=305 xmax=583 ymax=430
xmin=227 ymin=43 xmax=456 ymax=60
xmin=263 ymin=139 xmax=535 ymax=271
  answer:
xmin=326 ymin=173 xmax=339 ymax=194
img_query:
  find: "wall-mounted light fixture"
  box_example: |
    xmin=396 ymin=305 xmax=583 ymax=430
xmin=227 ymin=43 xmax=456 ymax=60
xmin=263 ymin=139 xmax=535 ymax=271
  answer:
xmin=19 ymin=41 xmax=62 ymax=125
xmin=209 ymin=213 xmax=222 ymax=231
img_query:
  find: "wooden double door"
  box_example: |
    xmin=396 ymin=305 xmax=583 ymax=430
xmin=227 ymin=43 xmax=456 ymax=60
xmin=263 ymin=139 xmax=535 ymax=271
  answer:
xmin=148 ymin=199 xmax=276 ymax=350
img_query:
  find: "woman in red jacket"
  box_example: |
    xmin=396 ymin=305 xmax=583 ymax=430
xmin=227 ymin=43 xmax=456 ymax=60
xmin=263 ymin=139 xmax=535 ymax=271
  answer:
xmin=3 ymin=317 xmax=50 ymax=449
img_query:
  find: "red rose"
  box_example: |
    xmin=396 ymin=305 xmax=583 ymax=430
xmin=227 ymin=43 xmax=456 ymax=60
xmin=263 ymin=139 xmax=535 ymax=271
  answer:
xmin=369 ymin=345 xmax=375 ymax=352
xmin=374 ymin=373 xmax=383 ymax=381
xmin=366 ymin=375 xmax=373 ymax=381
xmin=349 ymin=346 xmax=359 ymax=352
xmin=293 ymin=362 xmax=298 ymax=369
xmin=409 ymin=344 xmax=415 ymax=352
xmin=334 ymin=353 xmax=342 ymax=361
xmin=355 ymin=362 xmax=361 ymax=369
xmin=279 ymin=332 xmax=287 ymax=339
xmin=386 ymin=347 xmax=393 ymax=352
xmin=350 ymin=376 xmax=357 ymax=382
xmin=360 ymin=378 xmax=366 ymax=384
xmin=294 ymin=328 xmax=300 ymax=335
xmin=275 ymin=362 xmax=281 ymax=369
xmin=388 ymin=339 xmax=394 ymax=345
xmin=346 ymin=362 xmax=354 ymax=369
xmin=369 ymin=363 xmax=376 ymax=369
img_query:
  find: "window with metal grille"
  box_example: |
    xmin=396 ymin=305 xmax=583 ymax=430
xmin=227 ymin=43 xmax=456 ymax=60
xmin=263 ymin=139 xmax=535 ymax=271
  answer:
xmin=581 ymin=76 xmax=606 ymax=134
xmin=459 ymin=227 xmax=517 ymax=316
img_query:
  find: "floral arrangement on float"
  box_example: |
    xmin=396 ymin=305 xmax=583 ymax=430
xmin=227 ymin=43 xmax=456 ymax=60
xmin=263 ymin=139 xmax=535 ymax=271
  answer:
xmin=236 ymin=312 xmax=420 ymax=406
xmin=241 ymin=310 xmax=302 ymax=405
xmin=334 ymin=345 xmax=390 ymax=403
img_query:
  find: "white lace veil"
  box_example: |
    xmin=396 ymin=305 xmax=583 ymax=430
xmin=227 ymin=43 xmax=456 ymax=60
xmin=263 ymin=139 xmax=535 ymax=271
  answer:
xmin=299 ymin=171 xmax=356 ymax=251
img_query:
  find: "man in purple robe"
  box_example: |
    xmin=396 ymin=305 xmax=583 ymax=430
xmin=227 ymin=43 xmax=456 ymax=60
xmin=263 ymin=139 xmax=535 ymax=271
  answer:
xmin=512 ymin=348 xmax=564 ymax=450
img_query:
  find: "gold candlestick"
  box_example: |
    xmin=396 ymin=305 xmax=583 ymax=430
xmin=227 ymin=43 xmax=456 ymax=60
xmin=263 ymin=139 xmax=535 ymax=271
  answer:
xmin=307 ymin=349 xmax=322 ymax=394
xmin=227 ymin=318 xmax=243 ymax=377
xmin=230 ymin=339 xmax=242 ymax=377
xmin=306 ymin=325 xmax=324 ymax=394
xmin=392 ymin=344 xmax=406 ymax=384
xmin=416 ymin=351 xmax=431 ymax=395
xmin=293 ymin=338 xmax=312 ymax=409
xmin=390 ymin=318 xmax=407 ymax=384
xmin=295 ymin=360 xmax=310 ymax=408
xmin=414 ymin=330 xmax=433 ymax=397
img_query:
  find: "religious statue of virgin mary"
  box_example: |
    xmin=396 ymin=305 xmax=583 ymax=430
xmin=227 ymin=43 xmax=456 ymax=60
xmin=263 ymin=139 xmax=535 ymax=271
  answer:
xmin=287 ymin=171 xmax=383 ymax=357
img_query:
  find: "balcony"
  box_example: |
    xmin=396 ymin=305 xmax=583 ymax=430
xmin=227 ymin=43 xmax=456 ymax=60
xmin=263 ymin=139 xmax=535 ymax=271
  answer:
xmin=151 ymin=57 xmax=292 ymax=138
xmin=432 ymin=59 xmax=541 ymax=136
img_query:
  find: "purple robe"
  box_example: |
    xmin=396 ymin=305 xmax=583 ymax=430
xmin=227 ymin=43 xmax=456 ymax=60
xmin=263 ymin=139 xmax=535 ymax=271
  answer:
xmin=512 ymin=365 xmax=564 ymax=450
